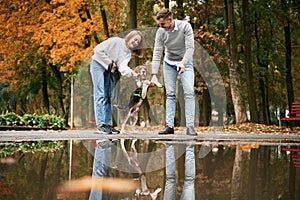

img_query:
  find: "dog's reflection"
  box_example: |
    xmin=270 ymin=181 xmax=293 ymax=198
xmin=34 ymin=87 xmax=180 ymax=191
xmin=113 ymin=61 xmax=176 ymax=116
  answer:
xmin=89 ymin=139 xmax=161 ymax=200
xmin=120 ymin=139 xmax=162 ymax=199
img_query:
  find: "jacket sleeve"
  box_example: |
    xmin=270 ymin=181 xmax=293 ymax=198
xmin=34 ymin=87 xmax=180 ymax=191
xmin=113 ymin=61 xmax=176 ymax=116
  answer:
xmin=152 ymin=29 xmax=164 ymax=75
xmin=117 ymin=56 xmax=133 ymax=77
xmin=92 ymin=39 xmax=114 ymax=70
xmin=182 ymin=22 xmax=194 ymax=64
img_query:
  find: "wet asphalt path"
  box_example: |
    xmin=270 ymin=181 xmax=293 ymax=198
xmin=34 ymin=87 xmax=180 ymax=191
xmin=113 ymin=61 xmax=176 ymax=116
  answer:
xmin=0 ymin=129 xmax=300 ymax=146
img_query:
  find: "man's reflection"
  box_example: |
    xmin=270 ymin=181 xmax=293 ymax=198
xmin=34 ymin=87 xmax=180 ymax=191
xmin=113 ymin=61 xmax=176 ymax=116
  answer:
xmin=89 ymin=139 xmax=115 ymax=200
xmin=163 ymin=144 xmax=195 ymax=200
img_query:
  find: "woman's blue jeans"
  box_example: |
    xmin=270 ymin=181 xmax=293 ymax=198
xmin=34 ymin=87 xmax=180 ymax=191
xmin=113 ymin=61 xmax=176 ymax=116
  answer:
xmin=163 ymin=61 xmax=195 ymax=127
xmin=89 ymin=144 xmax=112 ymax=200
xmin=164 ymin=144 xmax=195 ymax=200
xmin=90 ymin=60 xmax=114 ymax=125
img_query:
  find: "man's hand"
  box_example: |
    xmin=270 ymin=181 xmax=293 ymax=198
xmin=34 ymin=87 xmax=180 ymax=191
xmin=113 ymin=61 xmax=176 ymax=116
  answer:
xmin=177 ymin=61 xmax=186 ymax=74
xmin=150 ymin=74 xmax=162 ymax=87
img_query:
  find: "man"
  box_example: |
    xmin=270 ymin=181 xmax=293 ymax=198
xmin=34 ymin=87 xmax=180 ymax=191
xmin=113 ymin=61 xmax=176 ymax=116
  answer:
xmin=163 ymin=144 xmax=195 ymax=199
xmin=151 ymin=8 xmax=197 ymax=136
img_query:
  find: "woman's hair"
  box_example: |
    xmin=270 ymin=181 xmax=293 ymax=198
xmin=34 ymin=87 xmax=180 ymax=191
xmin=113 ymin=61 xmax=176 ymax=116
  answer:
xmin=125 ymin=30 xmax=145 ymax=57
xmin=156 ymin=8 xmax=173 ymax=20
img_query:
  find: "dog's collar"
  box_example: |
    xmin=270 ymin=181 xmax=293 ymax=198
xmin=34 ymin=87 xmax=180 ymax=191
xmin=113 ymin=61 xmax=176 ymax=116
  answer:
xmin=133 ymin=93 xmax=142 ymax=98
xmin=137 ymin=79 xmax=147 ymax=88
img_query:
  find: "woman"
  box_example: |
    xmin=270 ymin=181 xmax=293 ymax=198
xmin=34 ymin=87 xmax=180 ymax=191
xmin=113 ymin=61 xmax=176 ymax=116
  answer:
xmin=90 ymin=30 xmax=144 ymax=134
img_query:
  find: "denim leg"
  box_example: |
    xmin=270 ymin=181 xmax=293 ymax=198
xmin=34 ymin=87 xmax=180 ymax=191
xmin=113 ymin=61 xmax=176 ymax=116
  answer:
xmin=180 ymin=145 xmax=195 ymax=200
xmin=164 ymin=144 xmax=176 ymax=200
xmin=89 ymin=146 xmax=112 ymax=200
xmin=103 ymin=71 xmax=114 ymax=125
xmin=179 ymin=62 xmax=195 ymax=127
xmin=163 ymin=62 xmax=178 ymax=127
xmin=90 ymin=60 xmax=113 ymax=125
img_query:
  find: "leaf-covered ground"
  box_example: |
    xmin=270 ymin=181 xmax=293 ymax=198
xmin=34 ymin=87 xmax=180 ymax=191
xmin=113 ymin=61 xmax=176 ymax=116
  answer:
xmin=131 ymin=123 xmax=300 ymax=135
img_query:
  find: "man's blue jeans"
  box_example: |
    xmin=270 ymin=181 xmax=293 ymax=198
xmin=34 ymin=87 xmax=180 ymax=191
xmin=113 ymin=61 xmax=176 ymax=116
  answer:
xmin=163 ymin=61 xmax=195 ymax=127
xmin=90 ymin=59 xmax=114 ymax=125
xmin=89 ymin=143 xmax=112 ymax=200
xmin=164 ymin=144 xmax=195 ymax=200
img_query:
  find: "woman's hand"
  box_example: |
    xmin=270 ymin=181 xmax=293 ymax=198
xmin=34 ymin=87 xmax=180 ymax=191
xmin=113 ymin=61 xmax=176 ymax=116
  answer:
xmin=108 ymin=61 xmax=117 ymax=72
xmin=131 ymin=70 xmax=139 ymax=80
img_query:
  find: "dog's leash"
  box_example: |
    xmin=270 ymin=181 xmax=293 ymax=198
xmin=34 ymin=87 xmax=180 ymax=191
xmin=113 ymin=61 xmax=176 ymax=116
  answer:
xmin=107 ymin=61 xmax=120 ymax=103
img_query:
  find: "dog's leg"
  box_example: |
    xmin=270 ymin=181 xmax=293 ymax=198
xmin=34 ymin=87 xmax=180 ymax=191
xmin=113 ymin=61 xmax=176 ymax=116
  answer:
xmin=130 ymin=112 xmax=139 ymax=132
xmin=120 ymin=111 xmax=132 ymax=134
xmin=140 ymin=174 xmax=150 ymax=195
xmin=130 ymin=100 xmax=143 ymax=132
xmin=131 ymin=138 xmax=138 ymax=150
xmin=120 ymin=139 xmax=131 ymax=164
xmin=150 ymin=188 xmax=162 ymax=200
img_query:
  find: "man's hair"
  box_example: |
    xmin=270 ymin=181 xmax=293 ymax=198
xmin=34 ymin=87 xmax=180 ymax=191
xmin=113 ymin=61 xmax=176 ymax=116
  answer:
xmin=125 ymin=30 xmax=145 ymax=57
xmin=156 ymin=8 xmax=173 ymax=20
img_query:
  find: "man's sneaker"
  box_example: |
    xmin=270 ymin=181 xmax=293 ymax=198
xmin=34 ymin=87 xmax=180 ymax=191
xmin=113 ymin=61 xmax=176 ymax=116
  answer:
xmin=107 ymin=125 xmax=120 ymax=134
xmin=96 ymin=139 xmax=119 ymax=149
xmin=186 ymin=126 xmax=197 ymax=136
xmin=96 ymin=139 xmax=113 ymax=148
xmin=158 ymin=126 xmax=174 ymax=135
xmin=96 ymin=124 xmax=112 ymax=134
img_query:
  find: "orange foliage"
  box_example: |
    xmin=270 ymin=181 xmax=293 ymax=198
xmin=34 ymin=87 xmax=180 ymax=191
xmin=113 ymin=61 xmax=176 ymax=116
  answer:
xmin=0 ymin=0 xmax=125 ymax=85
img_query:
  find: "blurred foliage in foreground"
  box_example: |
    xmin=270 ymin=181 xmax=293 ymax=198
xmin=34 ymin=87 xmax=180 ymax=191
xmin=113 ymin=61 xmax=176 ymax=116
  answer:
xmin=0 ymin=112 xmax=65 ymax=129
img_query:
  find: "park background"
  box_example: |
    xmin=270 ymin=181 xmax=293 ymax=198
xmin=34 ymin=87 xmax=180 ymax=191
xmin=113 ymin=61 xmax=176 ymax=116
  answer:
xmin=0 ymin=0 xmax=300 ymax=128
xmin=1 ymin=1 xmax=300 ymax=199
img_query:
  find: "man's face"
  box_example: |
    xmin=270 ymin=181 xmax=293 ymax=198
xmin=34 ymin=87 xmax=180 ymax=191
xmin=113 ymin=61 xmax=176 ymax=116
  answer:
xmin=157 ymin=17 xmax=173 ymax=30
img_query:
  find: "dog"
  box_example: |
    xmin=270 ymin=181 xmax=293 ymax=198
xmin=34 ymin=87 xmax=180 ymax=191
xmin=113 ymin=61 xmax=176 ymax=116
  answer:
xmin=115 ymin=65 xmax=162 ymax=134
xmin=120 ymin=139 xmax=162 ymax=200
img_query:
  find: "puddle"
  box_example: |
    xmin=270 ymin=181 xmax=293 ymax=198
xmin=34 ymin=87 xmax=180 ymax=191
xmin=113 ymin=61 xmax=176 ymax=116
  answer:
xmin=1 ymin=139 xmax=300 ymax=200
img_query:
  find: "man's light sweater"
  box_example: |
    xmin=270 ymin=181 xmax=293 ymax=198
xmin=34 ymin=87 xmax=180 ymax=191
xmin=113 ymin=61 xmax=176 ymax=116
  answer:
xmin=152 ymin=20 xmax=194 ymax=75
xmin=92 ymin=37 xmax=133 ymax=77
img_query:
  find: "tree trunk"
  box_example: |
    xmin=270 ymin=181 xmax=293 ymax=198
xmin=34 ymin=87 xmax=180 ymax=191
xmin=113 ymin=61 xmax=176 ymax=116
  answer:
xmin=37 ymin=153 xmax=48 ymax=200
xmin=41 ymin=61 xmax=50 ymax=113
xmin=130 ymin=0 xmax=137 ymax=29
xmin=129 ymin=0 xmax=139 ymax=68
xmin=252 ymin=5 xmax=271 ymax=125
xmin=100 ymin=3 xmax=109 ymax=38
xmin=164 ymin=0 xmax=169 ymax=8
xmin=231 ymin=145 xmax=243 ymax=200
xmin=243 ymin=0 xmax=258 ymax=123
xmin=226 ymin=0 xmax=247 ymax=124
xmin=260 ymin=146 xmax=270 ymax=199
xmin=49 ymin=63 xmax=65 ymax=118
xmin=176 ymin=0 xmax=184 ymax=19
xmin=202 ymin=88 xmax=211 ymax=126
xmin=248 ymin=148 xmax=259 ymax=200
xmin=281 ymin=0 xmax=294 ymax=111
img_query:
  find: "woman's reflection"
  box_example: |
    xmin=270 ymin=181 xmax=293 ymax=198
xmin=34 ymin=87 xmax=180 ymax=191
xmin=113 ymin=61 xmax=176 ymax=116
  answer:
xmin=163 ymin=144 xmax=195 ymax=200
xmin=89 ymin=139 xmax=115 ymax=200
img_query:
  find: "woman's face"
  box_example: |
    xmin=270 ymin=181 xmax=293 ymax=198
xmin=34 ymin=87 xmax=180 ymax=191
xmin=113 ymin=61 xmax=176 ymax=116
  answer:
xmin=127 ymin=34 xmax=142 ymax=50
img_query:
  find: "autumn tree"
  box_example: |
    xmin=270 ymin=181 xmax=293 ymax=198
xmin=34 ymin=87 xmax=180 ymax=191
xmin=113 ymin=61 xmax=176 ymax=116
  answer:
xmin=0 ymin=0 xmax=126 ymax=123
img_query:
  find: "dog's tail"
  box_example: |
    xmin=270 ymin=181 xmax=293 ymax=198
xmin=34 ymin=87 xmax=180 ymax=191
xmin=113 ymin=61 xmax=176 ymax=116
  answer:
xmin=113 ymin=104 xmax=128 ymax=110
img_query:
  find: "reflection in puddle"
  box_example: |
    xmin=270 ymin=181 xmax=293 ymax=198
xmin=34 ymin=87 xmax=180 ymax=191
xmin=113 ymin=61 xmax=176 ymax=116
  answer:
xmin=0 ymin=139 xmax=299 ymax=199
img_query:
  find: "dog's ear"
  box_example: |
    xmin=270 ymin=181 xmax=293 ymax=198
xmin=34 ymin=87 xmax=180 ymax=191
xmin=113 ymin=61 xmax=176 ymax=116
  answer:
xmin=134 ymin=65 xmax=141 ymax=74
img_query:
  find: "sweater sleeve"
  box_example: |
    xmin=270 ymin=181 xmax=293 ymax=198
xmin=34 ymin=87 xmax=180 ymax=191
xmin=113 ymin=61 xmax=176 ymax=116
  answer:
xmin=182 ymin=23 xmax=194 ymax=64
xmin=117 ymin=56 xmax=133 ymax=77
xmin=152 ymin=29 xmax=164 ymax=75
xmin=92 ymin=39 xmax=114 ymax=70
